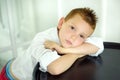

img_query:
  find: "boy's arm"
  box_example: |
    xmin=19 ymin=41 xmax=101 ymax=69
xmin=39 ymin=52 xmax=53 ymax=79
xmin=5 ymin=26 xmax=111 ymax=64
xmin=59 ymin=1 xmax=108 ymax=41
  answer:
xmin=61 ymin=42 xmax=99 ymax=55
xmin=62 ymin=37 xmax=104 ymax=56
xmin=45 ymin=41 xmax=99 ymax=55
xmin=44 ymin=37 xmax=104 ymax=56
xmin=47 ymin=54 xmax=85 ymax=75
xmin=43 ymin=40 xmax=85 ymax=75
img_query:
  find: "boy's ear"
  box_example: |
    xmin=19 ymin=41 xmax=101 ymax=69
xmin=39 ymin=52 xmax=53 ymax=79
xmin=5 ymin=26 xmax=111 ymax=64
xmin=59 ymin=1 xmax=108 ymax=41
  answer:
xmin=57 ymin=17 xmax=65 ymax=29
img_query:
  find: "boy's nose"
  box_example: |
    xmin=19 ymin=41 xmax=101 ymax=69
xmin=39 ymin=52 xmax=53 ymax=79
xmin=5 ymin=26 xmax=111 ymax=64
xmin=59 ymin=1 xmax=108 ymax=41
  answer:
xmin=71 ymin=35 xmax=77 ymax=41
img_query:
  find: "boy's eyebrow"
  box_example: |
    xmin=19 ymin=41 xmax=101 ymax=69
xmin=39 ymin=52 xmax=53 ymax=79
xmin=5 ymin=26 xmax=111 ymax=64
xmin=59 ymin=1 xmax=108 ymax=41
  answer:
xmin=71 ymin=22 xmax=76 ymax=27
xmin=70 ymin=23 xmax=78 ymax=29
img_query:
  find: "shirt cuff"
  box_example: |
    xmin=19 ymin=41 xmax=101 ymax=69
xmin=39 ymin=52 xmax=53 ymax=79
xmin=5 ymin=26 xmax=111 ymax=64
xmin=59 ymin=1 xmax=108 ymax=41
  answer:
xmin=85 ymin=37 xmax=104 ymax=56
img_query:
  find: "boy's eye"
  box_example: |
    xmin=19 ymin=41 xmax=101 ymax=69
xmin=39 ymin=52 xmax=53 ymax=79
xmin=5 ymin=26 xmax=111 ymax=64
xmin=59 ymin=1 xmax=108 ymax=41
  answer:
xmin=70 ymin=26 xmax=75 ymax=30
xmin=80 ymin=35 xmax=84 ymax=38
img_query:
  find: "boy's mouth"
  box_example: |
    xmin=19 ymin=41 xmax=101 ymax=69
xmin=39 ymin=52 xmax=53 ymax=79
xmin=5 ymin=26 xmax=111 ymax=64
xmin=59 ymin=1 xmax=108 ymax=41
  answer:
xmin=65 ymin=40 xmax=72 ymax=45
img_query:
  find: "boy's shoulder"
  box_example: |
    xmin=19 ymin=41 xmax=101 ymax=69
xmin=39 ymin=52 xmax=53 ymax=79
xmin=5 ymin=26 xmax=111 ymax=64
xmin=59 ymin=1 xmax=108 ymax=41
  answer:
xmin=35 ymin=27 xmax=57 ymax=38
xmin=44 ymin=27 xmax=57 ymax=32
xmin=86 ymin=36 xmax=103 ymax=42
xmin=40 ymin=27 xmax=56 ymax=33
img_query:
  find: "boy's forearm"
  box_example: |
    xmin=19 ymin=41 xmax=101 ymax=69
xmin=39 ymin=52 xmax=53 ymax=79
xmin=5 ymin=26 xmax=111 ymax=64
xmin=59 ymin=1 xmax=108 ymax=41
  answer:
xmin=60 ymin=42 xmax=99 ymax=55
xmin=79 ymin=42 xmax=99 ymax=55
xmin=47 ymin=54 xmax=84 ymax=75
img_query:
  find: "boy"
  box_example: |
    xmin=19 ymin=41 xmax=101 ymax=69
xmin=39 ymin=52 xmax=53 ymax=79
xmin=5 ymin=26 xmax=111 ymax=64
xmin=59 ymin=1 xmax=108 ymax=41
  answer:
xmin=0 ymin=7 xmax=104 ymax=80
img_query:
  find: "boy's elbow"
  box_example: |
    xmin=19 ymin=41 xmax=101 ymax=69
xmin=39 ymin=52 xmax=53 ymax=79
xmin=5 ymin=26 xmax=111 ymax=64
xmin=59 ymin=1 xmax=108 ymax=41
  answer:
xmin=47 ymin=66 xmax=62 ymax=75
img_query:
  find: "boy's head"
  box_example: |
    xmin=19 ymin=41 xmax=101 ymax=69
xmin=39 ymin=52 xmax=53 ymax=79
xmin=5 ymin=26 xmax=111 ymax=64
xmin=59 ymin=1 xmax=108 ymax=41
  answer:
xmin=57 ymin=7 xmax=97 ymax=48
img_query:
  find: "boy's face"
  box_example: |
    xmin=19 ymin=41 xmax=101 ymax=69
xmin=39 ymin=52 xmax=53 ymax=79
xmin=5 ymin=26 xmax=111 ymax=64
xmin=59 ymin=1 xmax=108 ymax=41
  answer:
xmin=58 ymin=14 xmax=94 ymax=48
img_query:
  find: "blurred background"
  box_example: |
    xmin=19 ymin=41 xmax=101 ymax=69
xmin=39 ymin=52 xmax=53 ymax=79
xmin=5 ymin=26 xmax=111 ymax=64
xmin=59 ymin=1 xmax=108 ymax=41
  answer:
xmin=0 ymin=0 xmax=120 ymax=71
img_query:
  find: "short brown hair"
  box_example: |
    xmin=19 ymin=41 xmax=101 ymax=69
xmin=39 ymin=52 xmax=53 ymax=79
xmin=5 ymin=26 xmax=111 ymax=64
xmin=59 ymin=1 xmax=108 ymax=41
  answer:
xmin=65 ymin=8 xmax=98 ymax=30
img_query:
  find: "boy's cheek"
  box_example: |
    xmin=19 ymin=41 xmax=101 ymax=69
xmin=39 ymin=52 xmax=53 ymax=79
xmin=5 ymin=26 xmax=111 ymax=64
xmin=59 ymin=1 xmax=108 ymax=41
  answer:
xmin=73 ymin=41 xmax=84 ymax=47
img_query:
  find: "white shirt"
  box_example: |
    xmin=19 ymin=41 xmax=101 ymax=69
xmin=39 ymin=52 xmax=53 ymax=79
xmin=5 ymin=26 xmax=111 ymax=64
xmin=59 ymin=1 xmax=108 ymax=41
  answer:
xmin=11 ymin=27 xmax=104 ymax=80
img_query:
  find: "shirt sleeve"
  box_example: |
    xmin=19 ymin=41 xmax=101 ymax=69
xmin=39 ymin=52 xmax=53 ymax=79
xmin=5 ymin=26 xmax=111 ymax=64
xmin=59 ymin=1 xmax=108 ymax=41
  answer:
xmin=38 ymin=50 xmax=60 ymax=72
xmin=28 ymin=28 xmax=60 ymax=72
xmin=85 ymin=37 xmax=104 ymax=56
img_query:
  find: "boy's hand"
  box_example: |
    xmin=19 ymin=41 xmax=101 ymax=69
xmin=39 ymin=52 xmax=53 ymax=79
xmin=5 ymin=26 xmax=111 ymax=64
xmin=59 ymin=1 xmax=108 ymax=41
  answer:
xmin=44 ymin=40 xmax=63 ymax=53
xmin=44 ymin=40 xmax=81 ymax=55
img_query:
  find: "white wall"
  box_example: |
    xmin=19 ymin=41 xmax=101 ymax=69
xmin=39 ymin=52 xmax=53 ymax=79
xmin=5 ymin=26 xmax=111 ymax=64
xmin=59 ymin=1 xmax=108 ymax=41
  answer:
xmin=33 ymin=0 xmax=58 ymax=32
xmin=102 ymin=0 xmax=120 ymax=42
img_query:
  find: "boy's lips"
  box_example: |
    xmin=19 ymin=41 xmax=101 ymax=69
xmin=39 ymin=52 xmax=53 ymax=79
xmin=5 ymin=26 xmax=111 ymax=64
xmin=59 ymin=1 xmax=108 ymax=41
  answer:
xmin=65 ymin=40 xmax=72 ymax=45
